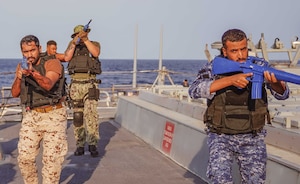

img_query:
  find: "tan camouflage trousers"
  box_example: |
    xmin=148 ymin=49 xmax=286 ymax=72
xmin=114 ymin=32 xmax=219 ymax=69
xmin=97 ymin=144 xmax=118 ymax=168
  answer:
xmin=18 ymin=107 xmax=68 ymax=184
xmin=69 ymin=82 xmax=99 ymax=147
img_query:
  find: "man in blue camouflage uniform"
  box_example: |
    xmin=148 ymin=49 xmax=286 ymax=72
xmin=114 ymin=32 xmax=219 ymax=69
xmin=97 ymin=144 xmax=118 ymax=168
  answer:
xmin=64 ymin=24 xmax=102 ymax=157
xmin=189 ymin=29 xmax=290 ymax=183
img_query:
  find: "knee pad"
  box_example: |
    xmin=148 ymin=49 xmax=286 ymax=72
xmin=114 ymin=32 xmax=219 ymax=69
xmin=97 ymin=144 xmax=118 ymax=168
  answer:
xmin=73 ymin=112 xmax=83 ymax=127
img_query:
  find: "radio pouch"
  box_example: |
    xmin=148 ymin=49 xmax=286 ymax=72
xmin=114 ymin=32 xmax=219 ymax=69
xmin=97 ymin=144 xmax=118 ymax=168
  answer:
xmin=88 ymin=86 xmax=100 ymax=100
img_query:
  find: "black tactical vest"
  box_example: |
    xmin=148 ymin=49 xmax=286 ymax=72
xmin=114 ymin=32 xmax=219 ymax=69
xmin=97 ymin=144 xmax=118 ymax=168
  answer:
xmin=20 ymin=55 xmax=66 ymax=108
xmin=67 ymin=43 xmax=102 ymax=75
xmin=204 ymin=81 xmax=268 ymax=135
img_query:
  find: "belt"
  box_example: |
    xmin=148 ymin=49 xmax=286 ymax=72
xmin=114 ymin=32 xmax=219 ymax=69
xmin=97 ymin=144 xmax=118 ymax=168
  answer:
xmin=71 ymin=79 xmax=101 ymax=84
xmin=32 ymin=103 xmax=63 ymax=113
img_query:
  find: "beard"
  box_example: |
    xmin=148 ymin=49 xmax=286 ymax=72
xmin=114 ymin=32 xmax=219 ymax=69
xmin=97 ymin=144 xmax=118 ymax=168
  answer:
xmin=28 ymin=55 xmax=40 ymax=66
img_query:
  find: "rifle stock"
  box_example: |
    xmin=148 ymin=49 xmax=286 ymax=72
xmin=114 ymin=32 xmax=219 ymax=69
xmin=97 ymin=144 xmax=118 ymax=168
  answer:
xmin=212 ymin=56 xmax=300 ymax=99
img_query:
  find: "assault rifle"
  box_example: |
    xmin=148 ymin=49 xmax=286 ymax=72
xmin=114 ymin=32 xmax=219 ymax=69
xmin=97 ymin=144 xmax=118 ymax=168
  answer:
xmin=76 ymin=19 xmax=92 ymax=44
xmin=212 ymin=56 xmax=300 ymax=99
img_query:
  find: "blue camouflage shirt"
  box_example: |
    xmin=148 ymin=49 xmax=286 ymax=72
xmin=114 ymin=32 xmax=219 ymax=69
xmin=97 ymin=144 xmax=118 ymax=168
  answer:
xmin=188 ymin=61 xmax=290 ymax=100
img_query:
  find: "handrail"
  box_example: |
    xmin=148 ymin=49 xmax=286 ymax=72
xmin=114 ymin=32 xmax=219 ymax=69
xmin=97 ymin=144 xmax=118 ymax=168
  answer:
xmin=205 ymin=33 xmax=300 ymax=67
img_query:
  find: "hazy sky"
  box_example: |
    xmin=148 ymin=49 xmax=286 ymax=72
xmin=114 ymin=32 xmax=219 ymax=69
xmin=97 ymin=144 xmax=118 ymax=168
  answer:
xmin=0 ymin=0 xmax=300 ymax=60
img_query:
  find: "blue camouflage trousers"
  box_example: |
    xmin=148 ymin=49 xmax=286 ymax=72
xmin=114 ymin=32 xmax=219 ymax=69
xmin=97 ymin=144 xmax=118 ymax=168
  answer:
xmin=206 ymin=130 xmax=267 ymax=184
xmin=18 ymin=107 xmax=68 ymax=184
xmin=69 ymin=81 xmax=99 ymax=147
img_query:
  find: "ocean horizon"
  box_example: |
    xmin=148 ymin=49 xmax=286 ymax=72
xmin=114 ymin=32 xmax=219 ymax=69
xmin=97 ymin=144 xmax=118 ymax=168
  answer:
xmin=0 ymin=58 xmax=207 ymax=89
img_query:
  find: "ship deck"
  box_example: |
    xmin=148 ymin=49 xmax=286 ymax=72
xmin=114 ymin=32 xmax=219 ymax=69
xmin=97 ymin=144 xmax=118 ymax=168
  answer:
xmin=0 ymin=118 xmax=206 ymax=184
xmin=1 ymin=85 xmax=300 ymax=184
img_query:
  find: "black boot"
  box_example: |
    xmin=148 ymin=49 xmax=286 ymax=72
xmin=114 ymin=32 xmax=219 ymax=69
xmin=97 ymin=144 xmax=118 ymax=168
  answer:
xmin=74 ymin=147 xmax=84 ymax=156
xmin=88 ymin=145 xmax=99 ymax=157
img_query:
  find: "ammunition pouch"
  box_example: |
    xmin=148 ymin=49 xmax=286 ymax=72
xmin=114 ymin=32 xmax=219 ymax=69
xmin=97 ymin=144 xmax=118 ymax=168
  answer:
xmin=73 ymin=112 xmax=83 ymax=127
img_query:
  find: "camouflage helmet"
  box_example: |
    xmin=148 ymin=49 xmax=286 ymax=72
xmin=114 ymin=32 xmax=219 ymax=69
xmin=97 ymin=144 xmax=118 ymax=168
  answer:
xmin=71 ymin=25 xmax=91 ymax=38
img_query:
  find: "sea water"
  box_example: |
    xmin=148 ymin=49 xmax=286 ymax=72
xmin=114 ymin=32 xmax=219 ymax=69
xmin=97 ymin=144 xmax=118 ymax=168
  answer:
xmin=0 ymin=59 xmax=206 ymax=89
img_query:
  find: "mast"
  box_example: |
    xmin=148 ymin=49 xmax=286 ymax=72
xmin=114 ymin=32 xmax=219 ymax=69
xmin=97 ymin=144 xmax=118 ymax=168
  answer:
xmin=132 ymin=24 xmax=138 ymax=88
xmin=151 ymin=25 xmax=174 ymax=88
xmin=158 ymin=25 xmax=164 ymax=85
